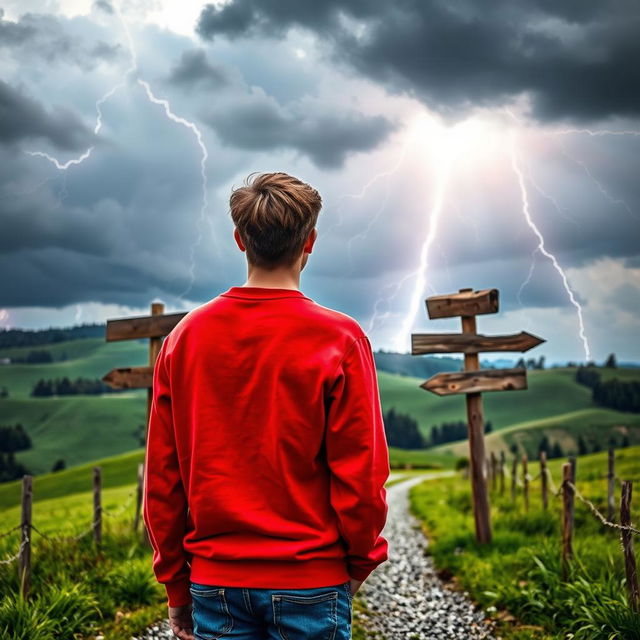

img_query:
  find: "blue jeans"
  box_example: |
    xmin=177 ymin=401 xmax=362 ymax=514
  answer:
xmin=189 ymin=580 xmax=353 ymax=640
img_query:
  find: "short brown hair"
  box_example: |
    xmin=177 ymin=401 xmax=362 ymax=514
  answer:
xmin=229 ymin=172 xmax=322 ymax=269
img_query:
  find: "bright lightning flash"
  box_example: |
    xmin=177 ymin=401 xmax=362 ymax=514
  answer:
xmin=509 ymin=132 xmax=591 ymax=360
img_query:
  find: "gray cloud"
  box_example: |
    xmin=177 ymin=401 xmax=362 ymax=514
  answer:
xmin=167 ymin=49 xmax=230 ymax=89
xmin=202 ymin=91 xmax=397 ymax=168
xmin=0 ymin=80 xmax=94 ymax=150
xmin=196 ymin=0 xmax=640 ymax=123
xmin=0 ymin=10 xmax=122 ymax=69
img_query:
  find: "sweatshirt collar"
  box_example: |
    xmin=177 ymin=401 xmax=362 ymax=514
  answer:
xmin=221 ymin=286 xmax=311 ymax=301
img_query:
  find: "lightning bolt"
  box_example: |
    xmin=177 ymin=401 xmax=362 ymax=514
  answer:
xmin=24 ymin=2 xmax=217 ymax=305
xmin=552 ymin=128 xmax=640 ymax=137
xmin=389 ymin=128 xmax=459 ymax=353
xmin=0 ymin=309 xmax=9 ymax=328
xmin=137 ymin=79 xmax=218 ymax=300
xmin=509 ymin=132 xmax=591 ymax=361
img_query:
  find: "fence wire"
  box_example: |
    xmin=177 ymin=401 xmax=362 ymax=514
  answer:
xmin=0 ymin=532 xmax=29 ymax=566
xmin=0 ymin=487 xmax=139 ymax=557
xmin=565 ymin=480 xmax=640 ymax=537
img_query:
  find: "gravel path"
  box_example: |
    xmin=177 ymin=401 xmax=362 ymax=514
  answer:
xmin=132 ymin=473 xmax=496 ymax=640
xmin=355 ymin=472 xmax=497 ymax=640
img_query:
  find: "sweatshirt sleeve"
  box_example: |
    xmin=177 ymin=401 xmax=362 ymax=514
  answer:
xmin=143 ymin=339 xmax=191 ymax=607
xmin=324 ymin=335 xmax=391 ymax=582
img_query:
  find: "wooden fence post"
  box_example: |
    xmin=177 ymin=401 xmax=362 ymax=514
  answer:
xmin=499 ymin=450 xmax=505 ymax=496
xmin=540 ymin=450 xmax=548 ymax=510
xmin=490 ymin=451 xmax=497 ymax=491
xmin=511 ymin=455 xmax=518 ymax=501
xmin=608 ymin=448 xmax=615 ymax=522
xmin=569 ymin=455 xmax=577 ymax=484
xmin=93 ymin=466 xmax=102 ymax=547
xmin=620 ymin=481 xmax=639 ymax=612
xmin=562 ymin=462 xmax=574 ymax=581
xmin=522 ymin=453 xmax=529 ymax=512
xmin=134 ymin=462 xmax=143 ymax=532
xmin=19 ymin=474 xmax=32 ymax=600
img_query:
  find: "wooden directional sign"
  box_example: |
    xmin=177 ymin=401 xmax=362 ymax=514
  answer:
xmin=426 ymin=288 xmax=498 ymax=319
xmin=420 ymin=368 xmax=527 ymax=396
xmin=102 ymin=301 xmax=186 ymax=547
xmin=411 ymin=287 xmax=545 ymax=545
xmin=102 ymin=366 xmax=153 ymax=390
xmin=412 ymin=330 xmax=544 ymax=355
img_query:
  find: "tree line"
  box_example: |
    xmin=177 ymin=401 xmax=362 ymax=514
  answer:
xmin=430 ymin=420 xmax=492 ymax=446
xmin=31 ymin=377 xmax=123 ymax=397
xmin=0 ymin=423 xmax=32 ymax=453
xmin=0 ymin=323 xmax=105 ymax=349
xmin=575 ymin=358 xmax=640 ymax=413
xmin=515 ymin=355 xmax=546 ymax=369
xmin=383 ymin=407 xmax=493 ymax=449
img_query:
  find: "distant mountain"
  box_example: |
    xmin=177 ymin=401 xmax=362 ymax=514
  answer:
xmin=373 ymin=351 xmax=463 ymax=378
xmin=0 ymin=323 xmax=106 ymax=349
xmin=372 ymin=350 xmax=522 ymax=378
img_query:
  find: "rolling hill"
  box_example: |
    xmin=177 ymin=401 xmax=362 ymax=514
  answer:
xmin=0 ymin=336 xmax=638 ymax=476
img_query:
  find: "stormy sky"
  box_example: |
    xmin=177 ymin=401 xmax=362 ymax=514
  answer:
xmin=1 ymin=0 xmax=639 ymax=363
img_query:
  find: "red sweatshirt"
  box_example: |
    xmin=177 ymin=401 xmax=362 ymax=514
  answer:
xmin=143 ymin=285 xmax=390 ymax=607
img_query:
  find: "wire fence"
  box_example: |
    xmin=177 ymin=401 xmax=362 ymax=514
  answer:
xmin=0 ymin=480 xmax=139 ymax=565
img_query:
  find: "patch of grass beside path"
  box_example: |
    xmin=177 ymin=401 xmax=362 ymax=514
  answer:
xmin=408 ymin=446 xmax=640 ymax=640
xmin=0 ymin=458 xmax=405 ymax=640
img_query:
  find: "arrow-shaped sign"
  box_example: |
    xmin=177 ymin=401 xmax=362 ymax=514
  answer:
xmin=421 ymin=367 xmax=527 ymax=396
xmin=412 ymin=330 xmax=545 ymax=355
xmin=102 ymin=366 xmax=153 ymax=390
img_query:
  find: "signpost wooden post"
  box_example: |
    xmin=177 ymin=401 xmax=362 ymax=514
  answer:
xmin=411 ymin=287 xmax=545 ymax=543
xmin=102 ymin=303 xmax=187 ymax=542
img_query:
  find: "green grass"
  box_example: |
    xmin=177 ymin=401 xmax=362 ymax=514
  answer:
xmin=1 ymin=395 xmax=146 ymax=474
xmin=0 ymin=449 xmax=402 ymax=640
xmin=432 ymin=407 xmax=640 ymax=457
xmin=0 ymin=448 xmax=144 ymax=512
xmin=388 ymin=446 xmax=455 ymax=469
xmin=409 ymin=446 xmax=640 ymax=639
xmin=0 ymin=338 xmax=148 ymax=398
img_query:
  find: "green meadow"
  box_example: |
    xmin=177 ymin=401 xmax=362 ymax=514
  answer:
xmin=409 ymin=446 xmax=640 ymax=639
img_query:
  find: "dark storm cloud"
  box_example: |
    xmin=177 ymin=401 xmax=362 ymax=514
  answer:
xmin=167 ymin=49 xmax=230 ymax=89
xmin=203 ymin=94 xmax=396 ymax=168
xmin=196 ymin=0 xmax=640 ymax=122
xmin=0 ymin=10 xmax=122 ymax=68
xmin=0 ymin=80 xmax=94 ymax=150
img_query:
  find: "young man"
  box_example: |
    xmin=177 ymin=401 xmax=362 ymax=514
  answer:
xmin=144 ymin=171 xmax=390 ymax=640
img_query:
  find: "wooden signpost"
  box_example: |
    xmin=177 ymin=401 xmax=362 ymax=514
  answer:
xmin=411 ymin=287 xmax=545 ymax=543
xmin=102 ymin=302 xmax=187 ymax=541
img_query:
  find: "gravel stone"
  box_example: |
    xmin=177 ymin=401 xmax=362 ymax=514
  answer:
xmin=355 ymin=473 xmax=497 ymax=640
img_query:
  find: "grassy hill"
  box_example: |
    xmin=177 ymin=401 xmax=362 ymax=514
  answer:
xmin=0 ymin=335 xmax=638 ymax=476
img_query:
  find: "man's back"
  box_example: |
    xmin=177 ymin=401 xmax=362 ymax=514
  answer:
xmin=144 ymin=284 xmax=390 ymax=607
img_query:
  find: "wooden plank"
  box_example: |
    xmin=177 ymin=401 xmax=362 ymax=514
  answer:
xmin=426 ymin=288 xmax=498 ymax=319
xmin=105 ymin=311 xmax=187 ymax=341
xmin=411 ymin=330 xmax=545 ymax=355
xmin=420 ymin=367 xmax=527 ymax=396
xmin=461 ymin=312 xmax=492 ymax=544
xmin=102 ymin=366 xmax=153 ymax=389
